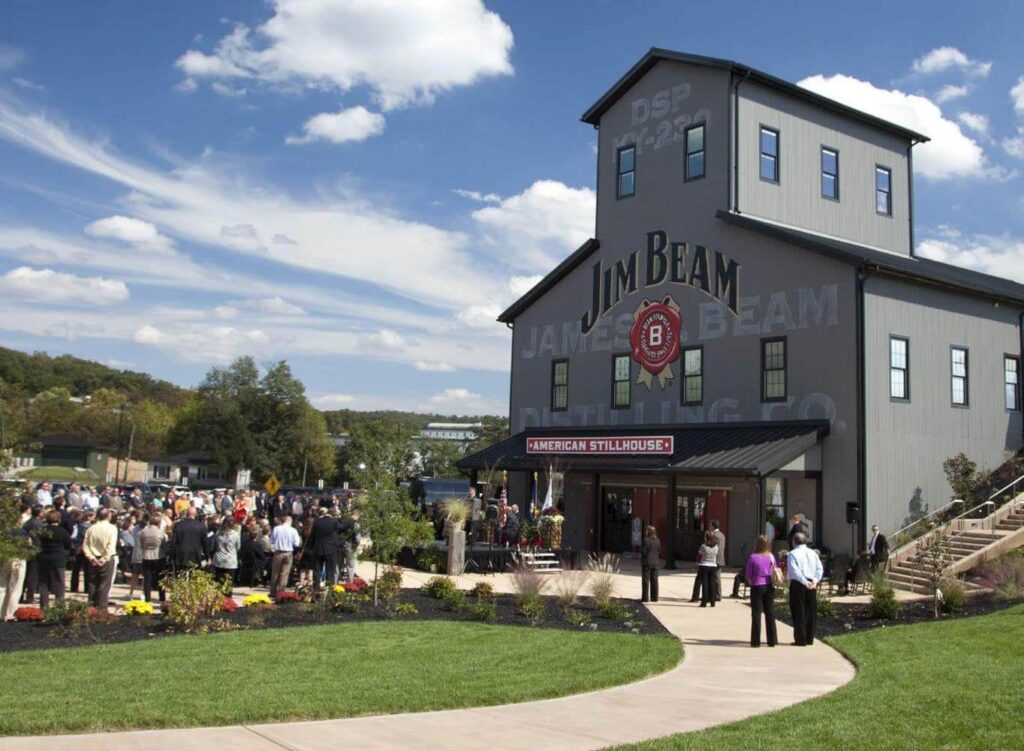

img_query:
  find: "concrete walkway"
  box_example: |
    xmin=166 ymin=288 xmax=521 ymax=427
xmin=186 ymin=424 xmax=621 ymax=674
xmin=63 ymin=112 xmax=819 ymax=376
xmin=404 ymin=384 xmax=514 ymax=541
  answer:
xmin=0 ymin=565 xmax=856 ymax=751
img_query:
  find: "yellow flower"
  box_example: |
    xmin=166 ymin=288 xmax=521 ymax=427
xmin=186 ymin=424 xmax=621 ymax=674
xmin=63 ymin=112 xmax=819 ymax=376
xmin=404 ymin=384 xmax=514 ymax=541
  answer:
xmin=123 ymin=600 xmax=155 ymax=616
xmin=242 ymin=593 xmax=273 ymax=607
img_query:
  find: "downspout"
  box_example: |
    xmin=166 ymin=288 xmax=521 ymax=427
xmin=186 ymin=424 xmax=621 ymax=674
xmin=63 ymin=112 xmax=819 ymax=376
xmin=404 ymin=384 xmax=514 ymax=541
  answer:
xmin=506 ymin=321 xmax=515 ymax=435
xmin=856 ymin=267 xmax=867 ymax=553
xmin=730 ymin=71 xmax=749 ymax=213
xmin=907 ymin=140 xmax=917 ymax=257
xmin=1019 ymin=311 xmax=1024 ymax=444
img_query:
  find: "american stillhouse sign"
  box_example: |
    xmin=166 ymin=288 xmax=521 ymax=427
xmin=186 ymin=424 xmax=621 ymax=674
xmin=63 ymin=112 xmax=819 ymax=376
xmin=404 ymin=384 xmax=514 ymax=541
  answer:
xmin=526 ymin=436 xmax=674 ymax=455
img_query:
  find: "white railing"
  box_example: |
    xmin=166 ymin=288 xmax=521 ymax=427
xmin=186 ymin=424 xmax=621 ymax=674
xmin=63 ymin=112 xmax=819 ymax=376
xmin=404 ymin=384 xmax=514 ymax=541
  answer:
xmin=890 ymin=499 xmax=963 ymax=549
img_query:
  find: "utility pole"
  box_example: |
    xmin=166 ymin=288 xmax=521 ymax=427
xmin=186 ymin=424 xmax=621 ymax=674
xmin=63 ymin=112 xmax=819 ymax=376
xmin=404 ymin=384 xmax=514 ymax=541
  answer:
xmin=123 ymin=421 xmax=136 ymax=484
xmin=114 ymin=403 xmax=127 ymax=484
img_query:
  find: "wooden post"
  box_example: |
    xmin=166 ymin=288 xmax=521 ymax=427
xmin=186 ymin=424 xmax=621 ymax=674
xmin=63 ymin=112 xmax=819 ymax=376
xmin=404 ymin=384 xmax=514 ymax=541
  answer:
xmin=665 ymin=474 xmax=677 ymax=569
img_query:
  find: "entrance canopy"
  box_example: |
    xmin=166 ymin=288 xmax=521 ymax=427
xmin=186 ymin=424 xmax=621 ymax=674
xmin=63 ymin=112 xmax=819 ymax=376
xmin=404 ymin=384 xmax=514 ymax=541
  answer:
xmin=458 ymin=420 xmax=829 ymax=477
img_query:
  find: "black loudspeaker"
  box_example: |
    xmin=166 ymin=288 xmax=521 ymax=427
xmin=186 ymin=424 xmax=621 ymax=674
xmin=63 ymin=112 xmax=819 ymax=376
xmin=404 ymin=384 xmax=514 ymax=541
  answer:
xmin=846 ymin=502 xmax=861 ymax=525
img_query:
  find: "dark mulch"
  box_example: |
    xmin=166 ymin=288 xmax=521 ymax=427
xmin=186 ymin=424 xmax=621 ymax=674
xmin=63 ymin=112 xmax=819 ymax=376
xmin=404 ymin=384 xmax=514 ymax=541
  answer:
xmin=0 ymin=591 xmax=668 ymax=654
xmin=773 ymin=590 xmax=1024 ymax=638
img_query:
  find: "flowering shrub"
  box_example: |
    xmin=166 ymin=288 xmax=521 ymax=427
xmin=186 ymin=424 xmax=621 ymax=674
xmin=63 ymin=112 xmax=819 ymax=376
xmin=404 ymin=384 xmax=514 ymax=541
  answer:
xmin=275 ymin=591 xmax=301 ymax=603
xmin=333 ymin=576 xmax=369 ymax=594
xmin=14 ymin=606 xmax=44 ymax=622
xmin=221 ymin=597 xmax=239 ymax=613
xmin=123 ymin=600 xmax=155 ymax=616
xmin=242 ymin=593 xmax=273 ymax=607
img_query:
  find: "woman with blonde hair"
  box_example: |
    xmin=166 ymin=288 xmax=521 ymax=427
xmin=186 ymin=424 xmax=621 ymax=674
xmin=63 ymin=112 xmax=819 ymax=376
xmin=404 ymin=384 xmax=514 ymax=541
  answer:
xmin=697 ymin=531 xmax=719 ymax=608
xmin=745 ymin=534 xmax=779 ymax=647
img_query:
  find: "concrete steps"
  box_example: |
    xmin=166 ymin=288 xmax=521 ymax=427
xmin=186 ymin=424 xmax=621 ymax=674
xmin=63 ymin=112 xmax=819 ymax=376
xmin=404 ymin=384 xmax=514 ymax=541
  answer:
xmin=888 ymin=530 xmax=1002 ymax=593
xmin=517 ymin=550 xmax=562 ymax=574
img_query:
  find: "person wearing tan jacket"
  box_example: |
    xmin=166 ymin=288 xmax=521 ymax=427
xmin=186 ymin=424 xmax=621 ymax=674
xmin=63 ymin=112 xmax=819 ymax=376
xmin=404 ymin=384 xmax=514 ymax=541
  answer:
xmin=82 ymin=508 xmax=118 ymax=610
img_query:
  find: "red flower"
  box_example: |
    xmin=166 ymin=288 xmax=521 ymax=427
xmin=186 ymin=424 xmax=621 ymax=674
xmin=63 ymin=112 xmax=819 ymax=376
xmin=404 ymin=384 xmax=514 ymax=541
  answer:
xmin=14 ymin=606 xmax=44 ymax=622
xmin=340 ymin=577 xmax=368 ymax=593
xmin=221 ymin=598 xmax=239 ymax=612
xmin=88 ymin=607 xmax=100 ymax=618
xmin=275 ymin=591 xmax=301 ymax=603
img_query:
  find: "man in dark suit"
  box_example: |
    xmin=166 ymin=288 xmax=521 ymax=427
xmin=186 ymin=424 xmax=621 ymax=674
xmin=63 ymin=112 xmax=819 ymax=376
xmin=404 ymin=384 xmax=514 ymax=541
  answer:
xmin=868 ymin=524 xmax=890 ymax=571
xmin=787 ymin=515 xmax=808 ymax=550
xmin=271 ymin=493 xmax=290 ymax=522
xmin=171 ymin=508 xmax=207 ymax=573
xmin=308 ymin=507 xmax=340 ymax=593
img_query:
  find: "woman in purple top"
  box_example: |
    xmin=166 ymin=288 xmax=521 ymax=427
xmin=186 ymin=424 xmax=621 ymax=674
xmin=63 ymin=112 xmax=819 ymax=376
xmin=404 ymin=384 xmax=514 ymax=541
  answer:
xmin=745 ymin=534 xmax=778 ymax=647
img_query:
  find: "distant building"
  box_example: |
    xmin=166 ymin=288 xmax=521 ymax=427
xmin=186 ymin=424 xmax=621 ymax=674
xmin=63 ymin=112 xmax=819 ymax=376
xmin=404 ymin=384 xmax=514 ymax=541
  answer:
xmin=147 ymin=450 xmax=251 ymax=491
xmin=420 ymin=422 xmax=482 ymax=442
xmin=18 ymin=433 xmax=109 ymax=479
xmin=328 ymin=433 xmax=350 ymax=448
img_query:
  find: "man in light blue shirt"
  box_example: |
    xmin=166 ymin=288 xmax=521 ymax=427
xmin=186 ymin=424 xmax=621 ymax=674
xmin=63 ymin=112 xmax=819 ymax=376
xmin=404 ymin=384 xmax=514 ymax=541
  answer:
xmin=787 ymin=532 xmax=823 ymax=646
xmin=269 ymin=516 xmax=302 ymax=597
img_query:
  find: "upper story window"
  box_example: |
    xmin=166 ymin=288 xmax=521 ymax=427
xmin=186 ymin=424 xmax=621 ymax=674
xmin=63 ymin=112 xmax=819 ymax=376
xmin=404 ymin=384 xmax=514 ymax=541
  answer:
xmin=551 ymin=359 xmax=568 ymax=412
xmin=951 ymin=346 xmax=968 ymax=407
xmin=682 ymin=346 xmax=703 ymax=405
xmin=761 ymin=337 xmax=787 ymax=402
xmin=890 ymin=336 xmax=909 ymax=400
xmin=759 ymin=126 xmax=779 ymax=182
xmin=1005 ymin=356 xmax=1020 ymax=411
xmin=684 ymin=124 xmax=705 ymax=181
xmin=617 ymin=145 xmax=635 ymax=198
xmin=875 ymin=166 xmax=892 ymax=216
xmin=821 ymin=147 xmax=839 ymax=200
xmin=612 ymin=355 xmax=631 ymax=409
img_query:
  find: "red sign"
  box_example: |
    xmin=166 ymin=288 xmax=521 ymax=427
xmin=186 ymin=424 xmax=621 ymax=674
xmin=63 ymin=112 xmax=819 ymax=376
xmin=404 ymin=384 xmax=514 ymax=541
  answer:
xmin=526 ymin=436 xmax=674 ymax=455
xmin=630 ymin=300 xmax=681 ymax=376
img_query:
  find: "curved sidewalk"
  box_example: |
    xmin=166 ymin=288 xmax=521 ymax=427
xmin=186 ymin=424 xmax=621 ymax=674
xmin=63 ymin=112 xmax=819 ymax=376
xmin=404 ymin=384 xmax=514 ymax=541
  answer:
xmin=0 ymin=571 xmax=855 ymax=751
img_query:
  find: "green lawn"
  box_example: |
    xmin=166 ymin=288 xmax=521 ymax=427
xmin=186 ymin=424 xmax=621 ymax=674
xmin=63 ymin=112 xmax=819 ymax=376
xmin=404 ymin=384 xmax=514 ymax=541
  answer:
xmin=617 ymin=604 xmax=1024 ymax=751
xmin=0 ymin=621 xmax=681 ymax=735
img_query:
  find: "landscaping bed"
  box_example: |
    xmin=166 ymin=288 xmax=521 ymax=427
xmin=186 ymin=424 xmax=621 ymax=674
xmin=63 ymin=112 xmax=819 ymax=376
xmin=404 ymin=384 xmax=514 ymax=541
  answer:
xmin=0 ymin=589 xmax=668 ymax=653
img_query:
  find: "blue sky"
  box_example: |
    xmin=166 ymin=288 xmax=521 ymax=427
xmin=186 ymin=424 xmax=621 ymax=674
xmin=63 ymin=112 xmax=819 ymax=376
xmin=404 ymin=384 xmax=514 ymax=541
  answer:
xmin=1 ymin=0 xmax=1022 ymax=415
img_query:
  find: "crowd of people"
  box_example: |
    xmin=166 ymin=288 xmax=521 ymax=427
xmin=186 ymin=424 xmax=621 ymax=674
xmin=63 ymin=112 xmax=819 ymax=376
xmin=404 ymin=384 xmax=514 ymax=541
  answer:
xmin=0 ymin=481 xmax=363 ymax=620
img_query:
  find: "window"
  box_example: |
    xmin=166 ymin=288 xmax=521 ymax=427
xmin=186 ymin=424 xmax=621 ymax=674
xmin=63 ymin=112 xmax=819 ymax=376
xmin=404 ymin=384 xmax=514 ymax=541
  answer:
xmin=821 ymin=147 xmax=839 ymax=200
xmin=761 ymin=337 xmax=787 ymax=401
xmin=617 ymin=145 xmax=635 ymax=198
xmin=764 ymin=477 xmax=786 ymax=542
xmin=951 ymin=346 xmax=969 ymax=406
xmin=681 ymin=346 xmax=703 ymax=405
xmin=759 ymin=126 xmax=779 ymax=182
xmin=890 ymin=336 xmax=909 ymax=400
xmin=1005 ymin=356 xmax=1020 ymax=411
xmin=551 ymin=359 xmax=568 ymax=411
xmin=612 ymin=354 xmax=631 ymax=409
xmin=684 ymin=124 xmax=705 ymax=180
xmin=876 ymin=166 xmax=892 ymax=216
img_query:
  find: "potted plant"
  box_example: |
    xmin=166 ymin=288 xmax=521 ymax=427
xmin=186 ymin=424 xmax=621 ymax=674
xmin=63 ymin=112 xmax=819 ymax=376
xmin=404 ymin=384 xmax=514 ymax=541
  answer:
xmin=539 ymin=514 xmax=565 ymax=549
xmin=441 ymin=498 xmax=470 ymax=574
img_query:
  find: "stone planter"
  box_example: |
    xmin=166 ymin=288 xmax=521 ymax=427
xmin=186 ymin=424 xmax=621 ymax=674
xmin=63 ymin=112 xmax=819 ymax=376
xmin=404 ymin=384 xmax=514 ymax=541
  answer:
xmin=540 ymin=524 xmax=563 ymax=549
xmin=447 ymin=528 xmax=466 ymax=575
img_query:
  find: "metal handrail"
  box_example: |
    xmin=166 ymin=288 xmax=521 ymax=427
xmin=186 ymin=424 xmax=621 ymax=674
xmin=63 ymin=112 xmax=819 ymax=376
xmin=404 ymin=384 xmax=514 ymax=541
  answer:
xmin=987 ymin=472 xmax=1024 ymax=503
xmin=889 ymin=499 xmax=962 ymax=545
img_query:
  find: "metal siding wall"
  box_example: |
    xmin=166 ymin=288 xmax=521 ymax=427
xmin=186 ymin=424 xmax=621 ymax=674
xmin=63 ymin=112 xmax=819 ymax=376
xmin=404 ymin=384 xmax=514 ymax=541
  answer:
xmin=737 ymin=82 xmax=910 ymax=255
xmin=864 ymin=276 xmax=1024 ymax=536
xmin=510 ymin=60 xmax=861 ymax=554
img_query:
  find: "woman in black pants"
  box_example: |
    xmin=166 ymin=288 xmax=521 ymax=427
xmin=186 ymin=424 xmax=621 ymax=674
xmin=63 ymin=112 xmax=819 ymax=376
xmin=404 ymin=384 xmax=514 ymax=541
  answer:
xmin=745 ymin=534 xmax=779 ymax=647
xmin=137 ymin=514 xmax=168 ymax=603
xmin=36 ymin=510 xmax=71 ymax=608
xmin=697 ymin=531 xmax=719 ymax=607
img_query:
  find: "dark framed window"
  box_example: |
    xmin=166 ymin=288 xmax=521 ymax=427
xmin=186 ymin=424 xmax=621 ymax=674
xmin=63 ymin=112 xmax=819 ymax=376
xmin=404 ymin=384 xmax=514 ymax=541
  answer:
xmin=951 ymin=346 xmax=968 ymax=407
xmin=551 ymin=359 xmax=568 ymax=412
xmin=761 ymin=336 xmax=787 ymax=402
xmin=821 ymin=147 xmax=839 ymax=200
xmin=1005 ymin=355 xmax=1020 ymax=411
xmin=684 ymin=124 xmax=705 ymax=181
xmin=764 ymin=477 xmax=787 ymax=542
xmin=617 ymin=145 xmax=635 ymax=198
xmin=876 ymin=166 xmax=892 ymax=216
xmin=759 ymin=126 xmax=779 ymax=182
xmin=612 ymin=354 xmax=631 ymax=409
xmin=681 ymin=346 xmax=703 ymax=405
xmin=890 ymin=336 xmax=909 ymax=400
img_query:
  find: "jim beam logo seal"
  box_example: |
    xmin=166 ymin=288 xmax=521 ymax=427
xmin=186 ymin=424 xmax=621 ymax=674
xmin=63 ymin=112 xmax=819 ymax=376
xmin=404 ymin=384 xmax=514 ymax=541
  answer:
xmin=629 ymin=296 xmax=681 ymax=390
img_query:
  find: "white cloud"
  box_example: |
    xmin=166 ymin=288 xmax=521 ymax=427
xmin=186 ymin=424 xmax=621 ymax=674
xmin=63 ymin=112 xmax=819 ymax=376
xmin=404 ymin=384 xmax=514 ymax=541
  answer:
xmin=243 ymin=296 xmax=305 ymax=315
xmin=453 ymin=188 xmax=501 ymax=203
xmin=935 ymin=84 xmax=968 ymax=104
xmin=376 ymin=328 xmax=405 ymax=348
xmin=957 ymin=111 xmax=989 ymax=135
xmin=133 ymin=324 xmax=164 ymax=344
xmin=0 ymin=266 xmax=129 ymax=304
xmin=213 ymin=305 xmax=239 ymax=319
xmin=471 ymin=180 xmax=595 ymax=269
xmin=174 ymin=78 xmax=199 ymax=94
xmin=1012 ymin=76 xmax=1024 ymax=117
xmin=508 ymin=274 xmax=542 ymax=297
xmin=917 ymin=232 xmax=1024 ymax=283
xmin=84 ymin=215 xmax=174 ymax=251
xmin=418 ymin=387 xmax=505 ymax=415
xmin=415 ymin=361 xmax=456 ymax=372
xmin=175 ymin=0 xmax=514 ymax=110
xmin=456 ymin=304 xmax=501 ymax=329
xmin=797 ymin=74 xmax=1001 ymax=180
xmin=211 ymin=81 xmax=247 ymax=98
xmin=0 ymin=44 xmax=24 ymax=71
xmin=286 ymin=105 xmax=385 ymax=145
xmin=12 ymin=77 xmax=44 ymax=92
xmin=912 ymin=47 xmax=991 ymax=78
xmin=1004 ymin=131 xmax=1024 ymax=159
xmin=311 ymin=393 xmax=356 ymax=409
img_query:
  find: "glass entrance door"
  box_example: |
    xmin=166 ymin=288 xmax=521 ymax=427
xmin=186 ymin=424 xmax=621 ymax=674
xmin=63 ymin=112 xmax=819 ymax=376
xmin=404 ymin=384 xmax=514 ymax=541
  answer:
xmin=601 ymin=487 xmax=633 ymax=553
xmin=674 ymin=491 xmax=707 ymax=560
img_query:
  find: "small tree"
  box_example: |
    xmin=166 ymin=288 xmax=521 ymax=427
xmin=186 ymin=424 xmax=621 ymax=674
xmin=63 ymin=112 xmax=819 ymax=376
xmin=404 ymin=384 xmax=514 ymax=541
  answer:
xmin=917 ymin=530 xmax=953 ymax=618
xmin=0 ymin=456 xmax=34 ymax=567
xmin=358 ymin=483 xmax=433 ymax=605
xmin=943 ymin=453 xmax=977 ymax=504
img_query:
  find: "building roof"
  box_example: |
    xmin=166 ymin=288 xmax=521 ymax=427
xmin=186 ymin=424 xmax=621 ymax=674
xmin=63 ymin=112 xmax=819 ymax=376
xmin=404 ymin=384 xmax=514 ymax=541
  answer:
xmin=150 ymin=450 xmax=217 ymax=466
xmin=498 ymin=238 xmax=599 ymax=323
xmin=424 ymin=422 xmax=482 ymax=430
xmin=457 ymin=421 xmax=828 ymax=476
xmin=36 ymin=433 xmax=109 ymax=451
xmin=718 ymin=211 xmax=1024 ymax=307
xmin=580 ymin=48 xmax=930 ymax=143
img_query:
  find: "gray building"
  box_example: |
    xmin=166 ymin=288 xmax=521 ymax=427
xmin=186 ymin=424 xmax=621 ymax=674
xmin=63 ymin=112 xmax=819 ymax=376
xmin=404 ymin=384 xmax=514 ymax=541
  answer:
xmin=460 ymin=49 xmax=1024 ymax=564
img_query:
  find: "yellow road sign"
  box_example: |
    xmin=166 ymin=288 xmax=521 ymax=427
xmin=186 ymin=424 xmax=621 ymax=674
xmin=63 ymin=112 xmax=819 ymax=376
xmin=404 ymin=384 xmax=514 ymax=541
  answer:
xmin=264 ymin=474 xmax=281 ymax=495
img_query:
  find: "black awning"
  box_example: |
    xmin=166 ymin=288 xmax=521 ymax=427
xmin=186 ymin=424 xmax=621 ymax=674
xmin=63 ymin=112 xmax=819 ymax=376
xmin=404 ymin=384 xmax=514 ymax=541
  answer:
xmin=457 ymin=420 xmax=828 ymax=477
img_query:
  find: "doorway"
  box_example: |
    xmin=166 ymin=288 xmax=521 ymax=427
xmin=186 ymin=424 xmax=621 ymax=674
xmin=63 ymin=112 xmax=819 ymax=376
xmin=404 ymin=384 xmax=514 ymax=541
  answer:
xmin=600 ymin=487 xmax=633 ymax=553
xmin=674 ymin=491 xmax=707 ymax=559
